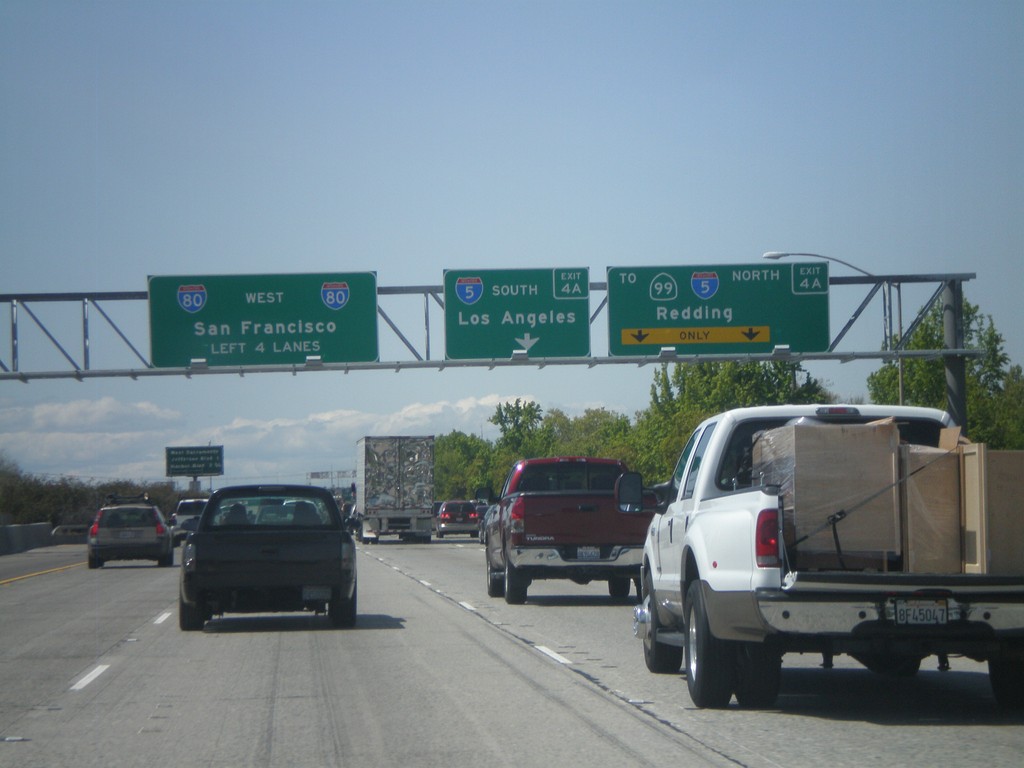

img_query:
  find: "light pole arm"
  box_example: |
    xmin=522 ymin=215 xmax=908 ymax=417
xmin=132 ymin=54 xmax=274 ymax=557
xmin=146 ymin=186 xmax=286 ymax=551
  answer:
xmin=762 ymin=251 xmax=875 ymax=277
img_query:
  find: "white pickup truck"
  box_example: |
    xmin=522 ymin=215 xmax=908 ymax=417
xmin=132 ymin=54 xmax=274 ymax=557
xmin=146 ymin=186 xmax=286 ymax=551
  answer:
xmin=622 ymin=404 xmax=1024 ymax=710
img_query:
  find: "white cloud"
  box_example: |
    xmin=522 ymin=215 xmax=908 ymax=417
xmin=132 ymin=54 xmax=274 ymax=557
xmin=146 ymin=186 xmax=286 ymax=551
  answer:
xmin=0 ymin=396 xmax=180 ymax=432
xmin=0 ymin=391 xmax=597 ymax=487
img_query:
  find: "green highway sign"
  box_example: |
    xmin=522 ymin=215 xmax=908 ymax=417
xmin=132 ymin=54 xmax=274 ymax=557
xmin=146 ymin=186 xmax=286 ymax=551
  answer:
xmin=166 ymin=445 xmax=223 ymax=477
xmin=148 ymin=273 xmax=378 ymax=367
xmin=607 ymin=263 xmax=829 ymax=356
xmin=444 ymin=268 xmax=590 ymax=359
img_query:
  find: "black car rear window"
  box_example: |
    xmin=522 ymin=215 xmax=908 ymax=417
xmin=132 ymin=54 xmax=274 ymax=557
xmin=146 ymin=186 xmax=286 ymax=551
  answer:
xmin=206 ymin=495 xmax=337 ymax=529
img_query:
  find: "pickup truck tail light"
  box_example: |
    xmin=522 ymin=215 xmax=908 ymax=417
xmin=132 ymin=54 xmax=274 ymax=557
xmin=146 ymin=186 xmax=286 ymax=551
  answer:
xmin=509 ymin=497 xmax=525 ymax=534
xmin=755 ymin=508 xmax=780 ymax=568
xmin=89 ymin=511 xmax=102 ymax=538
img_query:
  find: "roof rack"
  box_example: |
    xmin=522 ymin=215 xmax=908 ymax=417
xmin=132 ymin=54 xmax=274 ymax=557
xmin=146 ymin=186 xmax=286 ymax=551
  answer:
xmin=104 ymin=493 xmax=152 ymax=506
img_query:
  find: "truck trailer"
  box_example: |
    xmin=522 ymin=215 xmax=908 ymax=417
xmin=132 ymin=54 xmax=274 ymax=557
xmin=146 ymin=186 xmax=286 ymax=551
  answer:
xmin=355 ymin=436 xmax=435 ymax=543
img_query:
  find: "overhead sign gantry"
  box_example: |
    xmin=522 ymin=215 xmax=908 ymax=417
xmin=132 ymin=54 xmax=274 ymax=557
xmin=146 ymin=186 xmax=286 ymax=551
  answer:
xmin=442 ymin=268 xmax=590 ymax=359
xmin=607 ymin=263 xmax=830 ymax=356
xmin=148 ymin=273 xmax=379 ymax=367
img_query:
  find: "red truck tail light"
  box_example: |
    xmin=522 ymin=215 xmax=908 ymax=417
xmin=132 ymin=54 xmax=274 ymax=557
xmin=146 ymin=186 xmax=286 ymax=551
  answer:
xmin=509 ymin=497 xmax=525 ymax=534
xmin=755 ymin=508 xmax=780 ymax=568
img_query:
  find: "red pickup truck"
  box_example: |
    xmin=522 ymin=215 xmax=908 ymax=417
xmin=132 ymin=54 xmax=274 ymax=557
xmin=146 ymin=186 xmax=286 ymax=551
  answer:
xmin=482 ymin=457 xmax=652 ymax=604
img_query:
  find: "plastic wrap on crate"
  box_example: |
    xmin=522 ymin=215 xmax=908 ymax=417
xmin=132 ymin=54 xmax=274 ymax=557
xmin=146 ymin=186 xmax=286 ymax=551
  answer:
xmin=900 ymin=444 xmax=961 ymax=573
xmin=754 ymin=421 xmax=901 ymax=568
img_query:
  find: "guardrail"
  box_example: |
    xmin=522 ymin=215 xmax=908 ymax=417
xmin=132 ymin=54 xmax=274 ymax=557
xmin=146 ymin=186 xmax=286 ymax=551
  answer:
xmin=0 ymin=524 xmax=89 ymax=555
xmin=0 ymin=523 xmax=55 ymax=556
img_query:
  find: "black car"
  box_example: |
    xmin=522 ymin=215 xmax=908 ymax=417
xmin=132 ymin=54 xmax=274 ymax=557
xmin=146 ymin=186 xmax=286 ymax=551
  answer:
xmin=435 ymin=500 xmax=480 ymax=538
xmin=179 ymin=484 xmax=357 ymax=630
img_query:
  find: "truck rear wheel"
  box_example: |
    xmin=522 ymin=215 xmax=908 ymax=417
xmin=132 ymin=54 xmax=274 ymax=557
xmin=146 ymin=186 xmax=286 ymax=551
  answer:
xmin=485 ymin=548 xmax=505 ymax=597
xmin=642 ymin=573 xmax=683 ymax=674
xmin=608 ymin=577 xmax=631 ymax=599
xmin=685 ymin=581 xmax=734 ymax=708
xmin=989 ymin=656 xmax=1024 ymax=709
xmin=179 ymin=594 xmax=206 ymax=631
xmin=504 ymin=558 xmax=528 ymax=604
xmin=329 ymin=583 xmax=357 ymax=629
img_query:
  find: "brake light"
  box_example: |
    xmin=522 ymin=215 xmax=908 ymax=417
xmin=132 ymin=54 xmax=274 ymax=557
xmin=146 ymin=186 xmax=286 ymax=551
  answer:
xmin=439 ymin=511 xmax=450 ymax=521
xmin=815 ymin=406 xmax=861 ymax=417
xmin=89 ymin=511 xmax=102 ymax=537
xmin=755 ymin=508 xmax=780 ymax=567
xmin=509 ymin=497 xmax=525 ymax=534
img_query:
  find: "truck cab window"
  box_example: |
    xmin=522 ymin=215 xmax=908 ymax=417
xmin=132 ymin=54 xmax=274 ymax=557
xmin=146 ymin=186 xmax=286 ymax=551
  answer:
xmin=683 ymin=424 xmax=716 ymax=500
xmin=669 ymin=428 xmax=702 ymax=502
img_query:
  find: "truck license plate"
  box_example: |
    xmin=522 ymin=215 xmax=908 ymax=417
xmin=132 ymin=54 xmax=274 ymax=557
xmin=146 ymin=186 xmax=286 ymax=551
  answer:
xmin=894 ymin=598 xmax=947 ymax=626
xmin=577 ymin=546 xmax=600 ymax=560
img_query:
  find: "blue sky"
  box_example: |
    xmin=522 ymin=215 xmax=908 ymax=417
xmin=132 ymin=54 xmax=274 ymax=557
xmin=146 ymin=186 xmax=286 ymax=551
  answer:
xmin=1 ymin=1 xmax=1021 ymax=487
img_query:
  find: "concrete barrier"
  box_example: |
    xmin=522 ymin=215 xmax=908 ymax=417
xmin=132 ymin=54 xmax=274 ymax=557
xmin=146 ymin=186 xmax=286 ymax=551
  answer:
xmin=0 ymin=523 xmax=54 ymax=556
xmin=51 ymin=525 xmax=89 ymax=545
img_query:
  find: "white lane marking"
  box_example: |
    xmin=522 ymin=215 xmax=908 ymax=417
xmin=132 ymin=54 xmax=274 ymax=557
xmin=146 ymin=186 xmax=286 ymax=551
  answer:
xmin=535 ymin=646 xmax=573 ymax=665
xmin=154 ymin=611 xmax=172 ymax=624
xmin=419 ymin=580 xmax=432 ymax=587
xmin=71 ymin=664 xmax=110 ymax=691
xmin=458 ymin=601 xmax=476 ymax=612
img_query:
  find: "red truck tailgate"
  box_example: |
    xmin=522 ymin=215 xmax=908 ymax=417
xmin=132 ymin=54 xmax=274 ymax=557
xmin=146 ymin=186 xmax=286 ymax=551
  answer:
xmin=519 ymin=494 xmax=649 ymax=546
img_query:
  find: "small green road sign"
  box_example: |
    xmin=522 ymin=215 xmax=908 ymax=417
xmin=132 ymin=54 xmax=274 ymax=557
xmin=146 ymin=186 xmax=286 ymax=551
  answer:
xmin=444 ymin=268 xmax=590 ymax=359
xmin=607 ymin=263 xmax=829 ymax=356
xmin=166 ymin=446 xmax=224 ymax=477
xmin=148 ymin=273 xmax=378 ymax=367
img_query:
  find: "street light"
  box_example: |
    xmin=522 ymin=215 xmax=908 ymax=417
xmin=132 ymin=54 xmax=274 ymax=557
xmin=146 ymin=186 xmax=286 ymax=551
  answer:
xmin=762 ymin=251 xmax=874 ymax=277
xmin=762 ymin=251 xmax=904 ymax=404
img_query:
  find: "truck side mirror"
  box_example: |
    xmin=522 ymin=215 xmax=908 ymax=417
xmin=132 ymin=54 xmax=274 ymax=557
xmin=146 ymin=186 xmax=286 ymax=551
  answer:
xmin=615 ymin=472 xmax=645 ymax=514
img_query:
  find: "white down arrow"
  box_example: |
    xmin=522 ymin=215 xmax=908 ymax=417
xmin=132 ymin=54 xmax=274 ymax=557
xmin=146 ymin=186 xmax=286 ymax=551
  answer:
xmin=514 ymin=333 xmax=540 ymax=352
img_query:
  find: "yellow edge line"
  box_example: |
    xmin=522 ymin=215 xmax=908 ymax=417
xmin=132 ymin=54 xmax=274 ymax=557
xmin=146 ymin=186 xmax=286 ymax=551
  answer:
xmin=0 ymin=561 xmax=85 ymax=586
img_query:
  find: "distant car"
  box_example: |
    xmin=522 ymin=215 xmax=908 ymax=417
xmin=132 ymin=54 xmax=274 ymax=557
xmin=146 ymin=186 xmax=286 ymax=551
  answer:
xmin=170 ymin=498 xmax=207 ymax=546
xmin=87 ymin=495 xmax=174 ymax=568
xmin=435 ymin=500 xmax=480 ymax=538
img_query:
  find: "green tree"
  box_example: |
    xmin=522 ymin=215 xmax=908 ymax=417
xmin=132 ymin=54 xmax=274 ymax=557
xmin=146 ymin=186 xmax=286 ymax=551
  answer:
xmin=489 ymin=399 xmax=549 ymax=456
xmin=433 ymin=430 xmax=492 ymax=500
xmin=867 ymin=300 xmax=1022 ymax=448
xmin=543 ymin=407 xmax=633 ymax=462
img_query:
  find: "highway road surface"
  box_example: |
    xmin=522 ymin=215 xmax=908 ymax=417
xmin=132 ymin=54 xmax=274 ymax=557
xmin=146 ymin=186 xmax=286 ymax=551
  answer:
xmin=1 ymin=540 xmax=1021 ymax=767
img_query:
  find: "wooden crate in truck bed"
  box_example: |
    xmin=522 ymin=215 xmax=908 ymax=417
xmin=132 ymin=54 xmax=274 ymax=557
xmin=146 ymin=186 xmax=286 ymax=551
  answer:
xmin=754 ymin=421 xmax=901 ymax=565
